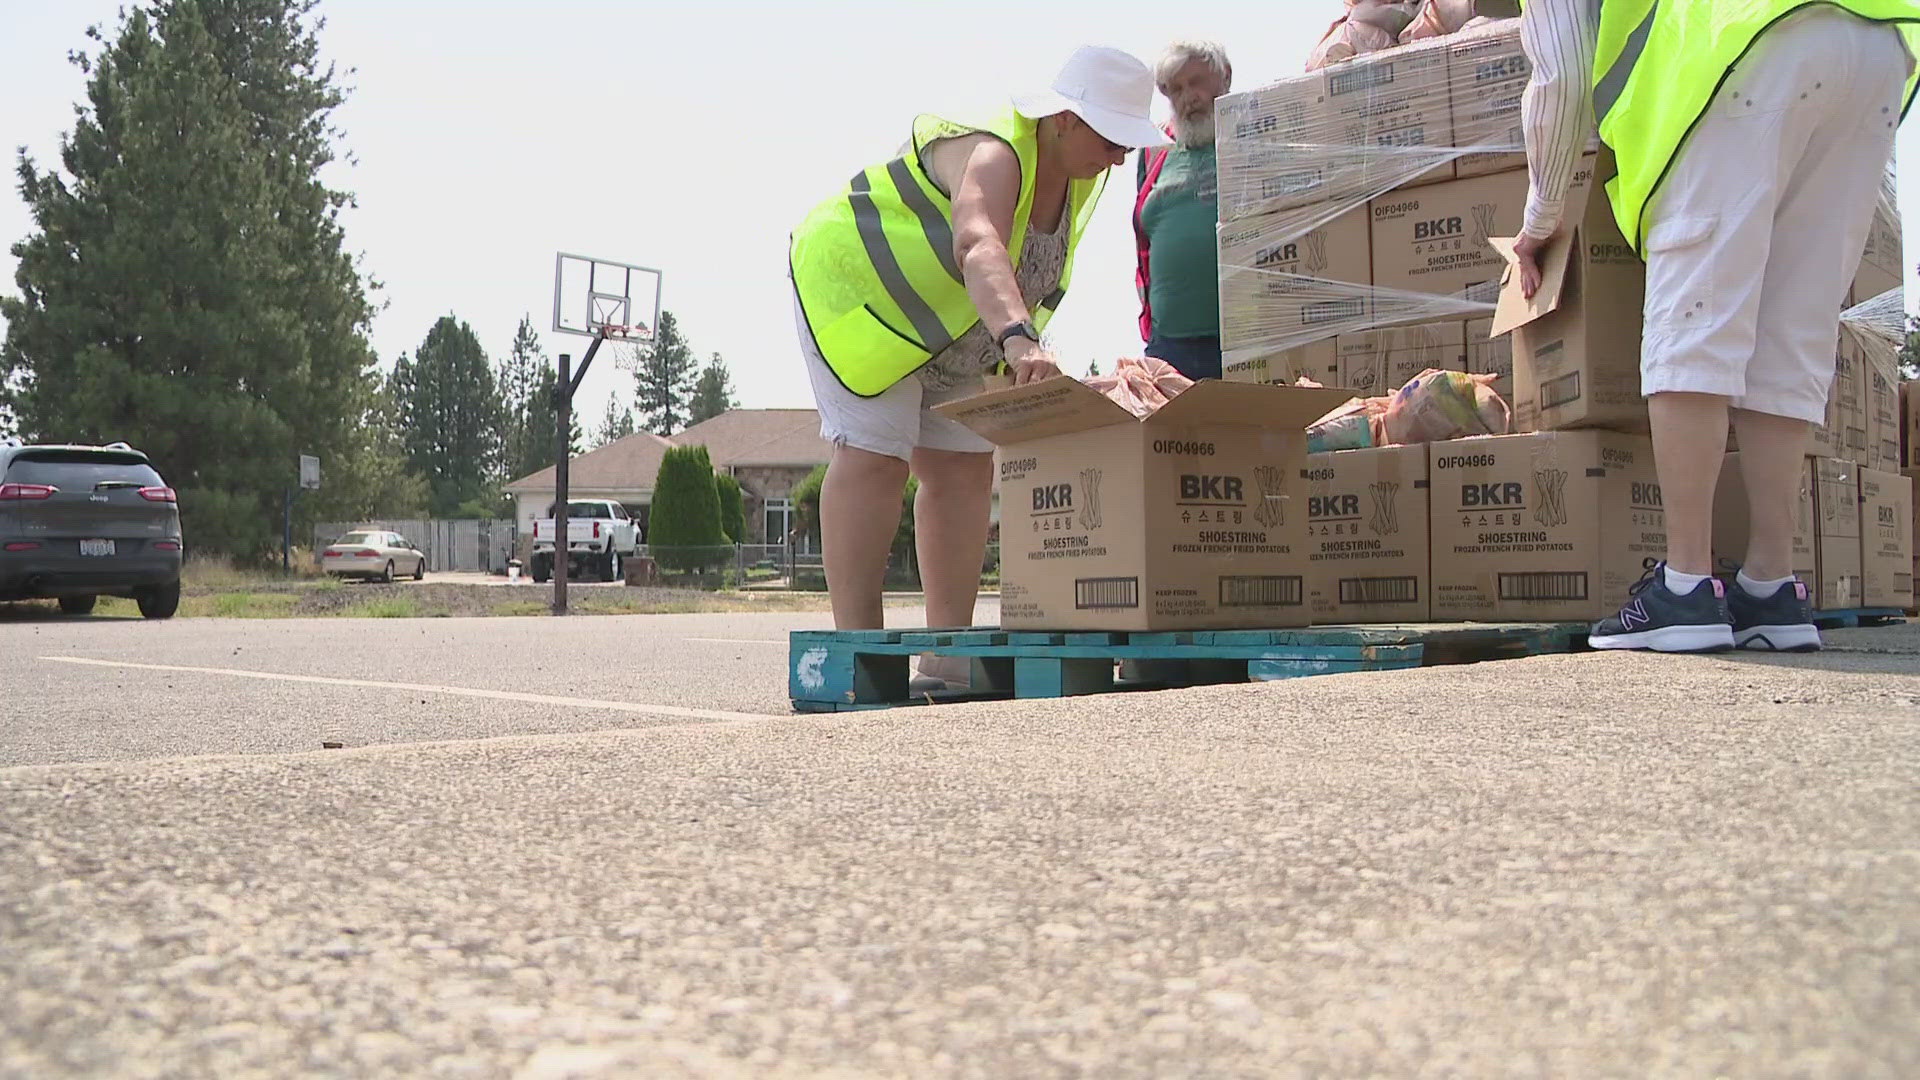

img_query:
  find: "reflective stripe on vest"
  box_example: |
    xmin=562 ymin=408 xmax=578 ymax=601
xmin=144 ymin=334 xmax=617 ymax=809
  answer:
xmin=1569 ymin=0 xmax=1920 ymax=252
xmin=789 ymin=110 xmax=1107 ymax=398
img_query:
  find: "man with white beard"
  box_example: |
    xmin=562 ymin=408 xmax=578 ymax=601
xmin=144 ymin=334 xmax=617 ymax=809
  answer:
xmin=1133 ymin=41 xmax=1233 ymax=380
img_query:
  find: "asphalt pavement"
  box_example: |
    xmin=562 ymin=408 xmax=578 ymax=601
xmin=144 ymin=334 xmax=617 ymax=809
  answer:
xmin=2 ymin=608 xmax=1916 ymax=1077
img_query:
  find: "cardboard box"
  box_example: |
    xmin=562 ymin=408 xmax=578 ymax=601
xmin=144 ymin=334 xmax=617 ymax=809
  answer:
xmin=1710 ymin=453 xmax=1815 ymax=587
xmin=1906 ymin=466 xmax=1920 ymax=609
xmin=1219 ymin=204 xmax=1372 ymax=366
xmin=1216 ymin=76 xmax=1331 ymax=222
xmin=1465 ymin=316 xmax=1515 ymax=419
xmin=1905 ymin=380 xmax=1919 ymax=468
xmin=1865 ymin=351 xmax=1900 ymax=473
xmin=1859 ymin=468 xmax=1914 ymax=610
xmin=1428 ymin=431 xmax=1664 ymax=621
xmin=1810 ymin=369 xmax=1838 ymax=456
xmin=935 ymin=379 xmax=1352 ymax=631
xmin=1215 ymin=38 xmax=1452 ymax=223
xmin=1223 ymin=340 xmax=1339 ymax=387
xmin=1447 ymin=22 xmax=1529 ymax=179
xmin=1334 ymin=321 xmax=1467 ymax=398
xmin=1492 ymin=158 xmax=1647 ymax=432
xmin=1810 ymin=457 xmax=1862 ymax=611
xmin=1832 ymin=333 xmax=1868 ymax=464
xmin=1851 ymin=192 xmax=1903 ymax=306
xmin=1325 ymin=35 xmax=1455 ymax=189
xmin=1370 ymin=168 xmax=1531 ymax=304
xmin=1304 ymin=446 xmax=1431 ymax=623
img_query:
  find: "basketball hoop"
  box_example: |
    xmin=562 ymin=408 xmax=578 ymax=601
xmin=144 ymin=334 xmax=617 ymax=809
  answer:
xmin=598 ymin=323 xmax=651 ymax=375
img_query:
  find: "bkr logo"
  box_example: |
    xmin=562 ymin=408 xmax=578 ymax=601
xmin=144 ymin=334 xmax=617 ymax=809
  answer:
xmin=1533 ymin=468 xmax=1569 ymax=528
xmin=1369 ymin=481 xmax=1400 ymax=536
xmin=1079 ymin=468 xmax=1103 ymax=531
xmin=1252 ymin=466 xmax=1287 ymax=528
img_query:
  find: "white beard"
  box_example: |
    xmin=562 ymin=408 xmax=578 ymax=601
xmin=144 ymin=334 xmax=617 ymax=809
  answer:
xmin=1175 ymin=110 xmax=1216 ymax=149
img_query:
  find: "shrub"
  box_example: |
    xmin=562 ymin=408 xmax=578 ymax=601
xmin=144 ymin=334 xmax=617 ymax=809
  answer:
xmin=714 ymin=473 xmax=746 ymax=543
xmin=650 ymin=446 xmax=729 ymax=573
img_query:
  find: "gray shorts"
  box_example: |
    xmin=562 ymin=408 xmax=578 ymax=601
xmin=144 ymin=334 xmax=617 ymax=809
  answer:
xmin=793 ymin=289 xmax=993 ymax=462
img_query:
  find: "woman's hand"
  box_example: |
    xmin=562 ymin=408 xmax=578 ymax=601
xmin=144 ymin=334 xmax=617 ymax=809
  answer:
xmin=1004 ymin=338 xmax=1063 ymax=385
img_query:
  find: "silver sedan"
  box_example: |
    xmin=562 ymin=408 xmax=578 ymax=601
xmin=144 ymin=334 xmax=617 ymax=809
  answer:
xmin=319 ymin=530 xmax=426 ymax=582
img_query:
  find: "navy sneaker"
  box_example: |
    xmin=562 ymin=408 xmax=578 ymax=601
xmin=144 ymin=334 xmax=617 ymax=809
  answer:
xmin=1588 ymin=562 xmax=1735 ymax=653
xmin=1728 ymin=577 xmax=1821 ymax=652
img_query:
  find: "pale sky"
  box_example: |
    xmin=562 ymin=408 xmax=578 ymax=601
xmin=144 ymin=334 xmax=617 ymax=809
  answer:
xmin=4 ymin=1 xmax=1917 ymax=436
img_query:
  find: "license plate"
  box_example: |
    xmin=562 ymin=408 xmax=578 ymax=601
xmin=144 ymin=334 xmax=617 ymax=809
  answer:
xmin=79 ymin=539 xmax=115 ymax=557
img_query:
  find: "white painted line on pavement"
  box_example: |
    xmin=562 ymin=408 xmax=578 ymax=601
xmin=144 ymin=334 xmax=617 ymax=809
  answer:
xmin=39 ymin=656 xmax=776 ymax=724
xmin=687 ymin=638 xmax=786 ymax=645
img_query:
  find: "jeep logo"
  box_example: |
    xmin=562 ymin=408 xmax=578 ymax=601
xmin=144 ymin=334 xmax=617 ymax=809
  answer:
xmin=1461 ymin=482 xmax=1523 ymax=506
xmin=1032 ymin=484 xmax=1073 ymax=511
xmin=1180 ymin=475 xmax=1244 ymax=502
xmin=1414 ymin=217 xmax=1463 ymax=240
xmin=1309 ymin=494 xmax=1360 ymax=518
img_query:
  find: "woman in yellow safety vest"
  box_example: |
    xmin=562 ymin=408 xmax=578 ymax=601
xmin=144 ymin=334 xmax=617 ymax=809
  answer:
xmin=788 ymin=47 xmax=1170 ymax=687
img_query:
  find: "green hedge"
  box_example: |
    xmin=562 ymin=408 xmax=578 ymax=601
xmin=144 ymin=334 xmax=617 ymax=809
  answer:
xmin=650 ymin=446 xmax=728 ymax=572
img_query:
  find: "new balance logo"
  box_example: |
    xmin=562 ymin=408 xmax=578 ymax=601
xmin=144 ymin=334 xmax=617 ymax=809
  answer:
xmin=1618 ymin=600 xmax=1650 ymax=630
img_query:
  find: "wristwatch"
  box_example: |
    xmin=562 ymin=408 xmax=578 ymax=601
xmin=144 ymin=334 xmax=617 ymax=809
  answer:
xmin=995 ymin=321 xmax=1039 ymax=352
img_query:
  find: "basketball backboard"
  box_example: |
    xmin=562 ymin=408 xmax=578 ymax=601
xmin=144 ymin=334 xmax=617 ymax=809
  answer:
xmin=553 ymin=252 xmax=663 ymax=340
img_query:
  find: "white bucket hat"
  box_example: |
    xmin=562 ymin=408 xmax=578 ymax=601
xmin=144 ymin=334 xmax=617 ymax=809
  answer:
xmin=1012 ymin=46 xmax=1174 ymax=149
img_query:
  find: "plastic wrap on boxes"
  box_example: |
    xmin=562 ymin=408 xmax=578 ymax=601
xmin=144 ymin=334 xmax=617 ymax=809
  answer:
xmin=1842 ymin=286 xmax=1906 ymax=351
xmin=1218 ymin=18 xmax=1544 ymax=375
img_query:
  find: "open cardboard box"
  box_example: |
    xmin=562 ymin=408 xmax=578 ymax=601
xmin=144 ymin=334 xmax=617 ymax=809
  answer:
xmin=1488 ymin=156 xmax=1648 ymax=432
xmin=935 ymin=376 xmax=1351 ymax=630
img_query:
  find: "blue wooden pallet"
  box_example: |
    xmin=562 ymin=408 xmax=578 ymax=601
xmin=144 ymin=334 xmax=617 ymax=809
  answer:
xmin=789 ymin=622 xmax=1589 ymax=712
xmin=1812 ymin=607 xmax=1908 ymax=629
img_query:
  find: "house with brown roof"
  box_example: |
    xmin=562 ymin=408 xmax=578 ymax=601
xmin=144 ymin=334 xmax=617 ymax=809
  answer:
xmin=503 ymin=409 xmax=831 ymax=546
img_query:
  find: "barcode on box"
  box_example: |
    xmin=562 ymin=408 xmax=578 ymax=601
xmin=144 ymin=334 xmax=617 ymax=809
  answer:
xmin=1498 ymin=571 xmax=1589 ymax=601
xmin=1339 ymin=576 xmax=1419 ymax=605
xmin=1541 ymin=371 xmax=1583 ymax=410
xmin=1220 ymin=575 xmax=1304 ymax=608
xmin=1075 ymin=577 xmax=1140 ymax=610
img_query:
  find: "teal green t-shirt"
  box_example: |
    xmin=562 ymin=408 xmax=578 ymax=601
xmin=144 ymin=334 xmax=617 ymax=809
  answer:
xmin=1138 ymin=143 xmax=1220 ymax=339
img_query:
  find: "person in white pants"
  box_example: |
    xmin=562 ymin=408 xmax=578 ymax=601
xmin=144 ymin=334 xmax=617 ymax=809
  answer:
xmin=1513 ymin=2 xmax=1912 ymax=653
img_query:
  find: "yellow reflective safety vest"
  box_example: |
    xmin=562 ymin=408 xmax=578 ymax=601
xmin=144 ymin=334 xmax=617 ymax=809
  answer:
xmin=790 ymin=111 xmax=1107 ymax=398
xmin=1525 ymin=0 xmax=1920 ymax=253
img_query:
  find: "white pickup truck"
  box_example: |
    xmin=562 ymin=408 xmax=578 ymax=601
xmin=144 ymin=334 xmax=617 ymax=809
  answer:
xmin=529 ymin=499 xmax=641 ymax=582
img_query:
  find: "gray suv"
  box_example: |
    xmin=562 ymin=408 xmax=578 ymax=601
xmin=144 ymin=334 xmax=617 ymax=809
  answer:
xmin=0 ymin=440 xmax=184 ymax=618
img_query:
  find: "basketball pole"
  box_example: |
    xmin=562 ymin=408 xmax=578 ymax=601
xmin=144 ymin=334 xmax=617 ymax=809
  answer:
xmin=550 ymin=332 xmax=608 ymax=615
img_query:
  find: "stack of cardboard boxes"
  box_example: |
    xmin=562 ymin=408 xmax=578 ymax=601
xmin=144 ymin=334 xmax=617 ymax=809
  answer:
xmin=1215 ymin=20 xmax=1662 ymax=625
xmin=1216 ymin=18 xmax=1913 ymax=625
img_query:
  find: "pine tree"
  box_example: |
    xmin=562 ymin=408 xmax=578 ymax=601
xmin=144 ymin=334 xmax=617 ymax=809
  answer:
xmin=498 ymin=314 xmax=548 ymax=478
xmin=1 ymin=0 xmax=379 ymax=557
xmin=689 ymin=352 xmax=738 ymax=426
xmin=714 ymin=472 xmax=746 ymax=543
xmin=594 ymin=394 xmax=636 ymax=448
xmin=1087 ymin=360 xmax=1102 ymax=377
xmin=649 ymin=445 xmax=728 ymax=572
xmin=634 ymin=310 xmax=700 ymax=435
xmin=391 ymin=316 xmax=506 ymax=516
xmin=522 ymin=361 xmax=582 ymax=476
xmin=306 ymin=382 xmax=429 ymax=523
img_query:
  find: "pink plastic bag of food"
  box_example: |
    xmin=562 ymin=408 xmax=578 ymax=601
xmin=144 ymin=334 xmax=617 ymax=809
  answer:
xmin=1379 ymin=369 xmax=1511 ymax=445
xmin=1307 ymin=395 xmax=1391 ymax=453
xmin=1398 ymin=0 xmax=1479 ymax=42
xmin=1085 ymin=356 xmax=1196 ymax=418
xmin=1308 ymin=1 xmax=1420 ymax=70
